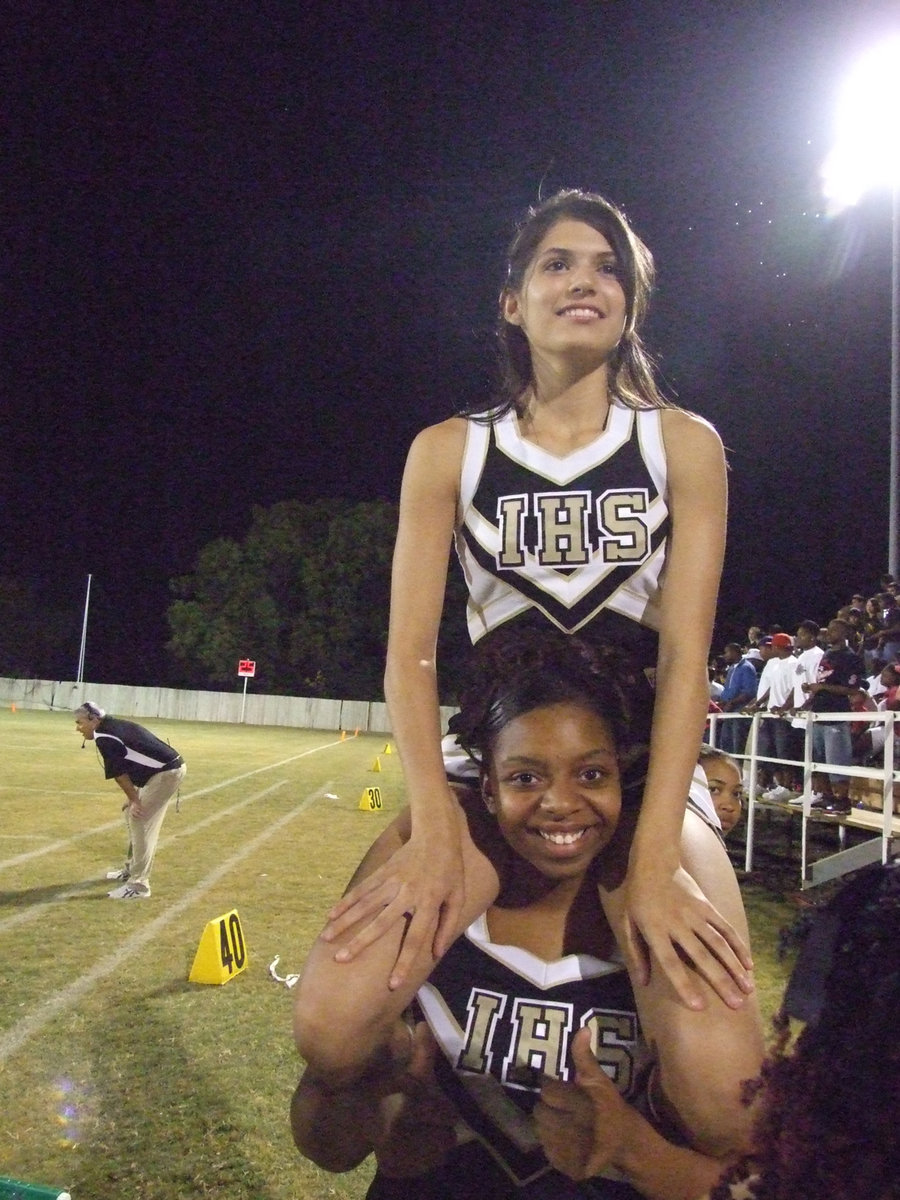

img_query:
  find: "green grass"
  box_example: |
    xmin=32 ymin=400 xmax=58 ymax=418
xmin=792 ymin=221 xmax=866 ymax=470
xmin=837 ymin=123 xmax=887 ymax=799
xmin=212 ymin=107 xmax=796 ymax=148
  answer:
xmin=0 ymin=710 xmax=799 ymax=1199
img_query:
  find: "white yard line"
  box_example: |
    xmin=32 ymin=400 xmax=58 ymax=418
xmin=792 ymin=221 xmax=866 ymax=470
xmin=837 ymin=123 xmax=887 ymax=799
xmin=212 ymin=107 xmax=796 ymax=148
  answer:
xmin=0 ymin=788 xmax=106 ymax=795
xmin=0 ymin=737 xmax=344 ymax=872
xmin=0 ymin=746 xmax=81 ymax=753
xmin=0 ymin=780 xmax=293 ymax=935
xmin=0 ymin=782 xmax=331 ymax=1066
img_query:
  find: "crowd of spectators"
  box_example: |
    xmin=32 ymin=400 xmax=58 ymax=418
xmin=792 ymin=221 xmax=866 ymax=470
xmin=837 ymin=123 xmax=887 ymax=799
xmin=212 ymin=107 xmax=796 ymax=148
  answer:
xmin=709 ymin=572 xmax=900 ymax=816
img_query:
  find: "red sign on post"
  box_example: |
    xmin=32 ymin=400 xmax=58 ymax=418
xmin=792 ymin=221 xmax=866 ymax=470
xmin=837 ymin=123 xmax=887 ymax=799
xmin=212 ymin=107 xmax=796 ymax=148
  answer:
xmin=237 ymin=659 xmax=256 ymax=677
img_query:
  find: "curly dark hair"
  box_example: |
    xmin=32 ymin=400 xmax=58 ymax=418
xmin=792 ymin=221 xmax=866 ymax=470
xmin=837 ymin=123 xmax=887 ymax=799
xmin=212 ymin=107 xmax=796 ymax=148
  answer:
xmin=712 ymin=864 xmax=900 ymax=1199
xmin=446 ymin=627 xmax=644 ymax=794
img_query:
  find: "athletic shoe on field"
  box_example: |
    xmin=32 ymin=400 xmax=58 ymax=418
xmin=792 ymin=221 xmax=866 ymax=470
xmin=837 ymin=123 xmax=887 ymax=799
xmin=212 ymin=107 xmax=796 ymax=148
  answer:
xmin=106 ymin=868 xmax=131 ymax=881
xmin=108 ymin=884 xmax=150 ymax=899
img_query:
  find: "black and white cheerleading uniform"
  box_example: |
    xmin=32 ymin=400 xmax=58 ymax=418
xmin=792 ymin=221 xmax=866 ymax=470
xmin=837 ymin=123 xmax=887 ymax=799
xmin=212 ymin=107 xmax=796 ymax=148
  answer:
xmin=454 ymin=403 xmax=670 ymax=647
xmin=366 ymin=914 xmax=651 ymax=1200
xmin=445 ymin=403 xmax=720 ymax=831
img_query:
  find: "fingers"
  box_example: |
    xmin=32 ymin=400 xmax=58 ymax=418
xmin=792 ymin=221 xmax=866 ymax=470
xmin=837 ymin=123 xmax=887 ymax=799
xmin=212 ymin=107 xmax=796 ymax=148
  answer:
xmin=537 ymin=1074 xmax=575 ymax=1112
xmin=406 ymin=1021 xmax=438 ymax=1081
xmin=431 ymin=888 xmax=464 ymax=961
xmin=387 ymin=1020 xmax=414 ymax=1072
xmin=642 ymin=919 xmax=755 ymax=1011
xmin=534 ymin=1101 xmax=588 ymax=1179
xmin=387 ymin=910 xmax=439 ymax=990
xmin=322 ymin=873 xmax=404 ymax=943
xmin=325 ymin=870 xmax=388 ymax=927
xmin=708 ymin=912 xmax=754 ymax=972
xmin=677 ymin=927 xmax=755 ymax=1011
xmin=535 ymin=1066 xmax=596 ymax=1181
xmin=617 ymin=917 xmax=652 ymax=989
xmin=328 ymin=899 xmax=412 ymax=965
xmin=570 ymin=1026 xmax=600 ymax=1081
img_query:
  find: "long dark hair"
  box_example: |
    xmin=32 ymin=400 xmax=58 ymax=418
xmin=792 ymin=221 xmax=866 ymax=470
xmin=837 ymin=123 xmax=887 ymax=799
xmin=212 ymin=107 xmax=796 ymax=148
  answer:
xmin=712 ymin=864 xmax=900 ymax=1199
xmin=464 ymin=189 xmax=671 ymax=420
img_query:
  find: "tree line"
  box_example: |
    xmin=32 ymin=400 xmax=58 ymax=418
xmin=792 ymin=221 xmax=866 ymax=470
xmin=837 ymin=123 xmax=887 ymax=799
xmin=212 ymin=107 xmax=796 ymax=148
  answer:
xmin=166 ymin=499 xmax=469 ymax=702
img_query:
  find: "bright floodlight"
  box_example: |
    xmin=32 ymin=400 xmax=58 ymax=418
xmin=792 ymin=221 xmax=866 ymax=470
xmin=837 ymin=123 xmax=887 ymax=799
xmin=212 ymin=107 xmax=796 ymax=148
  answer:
xmin=821 ymin=35 xmax=900 ymax=212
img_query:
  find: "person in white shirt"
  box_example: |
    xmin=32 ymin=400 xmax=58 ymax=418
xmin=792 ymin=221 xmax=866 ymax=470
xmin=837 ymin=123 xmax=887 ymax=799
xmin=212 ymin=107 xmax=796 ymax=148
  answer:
xmin=747 ymin=634 xmax=800 ymax=800
xmin=776 ymin=620 xmax=825 ymax=805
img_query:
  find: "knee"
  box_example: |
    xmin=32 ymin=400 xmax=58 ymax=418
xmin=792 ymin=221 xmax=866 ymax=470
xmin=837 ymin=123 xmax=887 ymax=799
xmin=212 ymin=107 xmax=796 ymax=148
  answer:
xmin=294 ymin=1002 xmax=365 ymax=1082
xmin=293 ymin=974 xmax=391 ymax=1083
xmin=660 ymin=1061 xmax=758 ymax=1158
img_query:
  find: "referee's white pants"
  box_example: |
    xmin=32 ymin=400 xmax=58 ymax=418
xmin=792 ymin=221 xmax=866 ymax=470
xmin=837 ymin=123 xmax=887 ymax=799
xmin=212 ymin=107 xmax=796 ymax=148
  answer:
xmin=126 ymin=764 xmax=187 ymax=890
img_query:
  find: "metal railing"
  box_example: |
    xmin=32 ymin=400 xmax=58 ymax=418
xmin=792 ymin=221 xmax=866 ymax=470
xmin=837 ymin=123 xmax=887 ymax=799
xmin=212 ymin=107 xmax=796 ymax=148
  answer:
xmin=707 ymin=708 xmax=898 ymax=887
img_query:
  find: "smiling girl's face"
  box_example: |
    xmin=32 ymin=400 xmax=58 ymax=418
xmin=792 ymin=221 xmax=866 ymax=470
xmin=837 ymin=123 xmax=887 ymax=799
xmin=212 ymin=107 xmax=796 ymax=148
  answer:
xmin=501 ymin=219 xmax=628 ymax=368
xmin=482 ymin=700 xmax=622 ymax=883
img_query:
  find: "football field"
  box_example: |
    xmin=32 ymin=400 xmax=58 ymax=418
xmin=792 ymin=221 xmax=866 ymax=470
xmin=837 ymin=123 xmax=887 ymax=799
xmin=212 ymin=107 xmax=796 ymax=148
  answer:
xmin=0 ymin=707 xmax=796 ymax=1200
xmin=0 ymin=708 xmax=396 ymax=1200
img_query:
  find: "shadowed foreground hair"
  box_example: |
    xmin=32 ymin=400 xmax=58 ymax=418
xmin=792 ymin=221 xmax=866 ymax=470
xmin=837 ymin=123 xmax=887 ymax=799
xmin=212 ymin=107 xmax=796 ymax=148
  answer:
xmin=447 ymin=627 xmax=643 ymax=799
xmin=712 ymin=863 xmax=900 ymax=1199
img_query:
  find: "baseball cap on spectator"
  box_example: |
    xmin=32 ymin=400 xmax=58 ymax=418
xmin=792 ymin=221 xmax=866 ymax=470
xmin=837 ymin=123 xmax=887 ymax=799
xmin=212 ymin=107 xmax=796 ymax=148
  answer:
xmin=771 ymin=633 xmax=793 ymax=648
xmin=758 ymin=636 xmax=773 ymax=646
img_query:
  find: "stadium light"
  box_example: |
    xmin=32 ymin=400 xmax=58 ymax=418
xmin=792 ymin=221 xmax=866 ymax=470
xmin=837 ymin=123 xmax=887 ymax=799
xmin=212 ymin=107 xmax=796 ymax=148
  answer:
xmin=821 ymin=35 xmax=900 ymax=576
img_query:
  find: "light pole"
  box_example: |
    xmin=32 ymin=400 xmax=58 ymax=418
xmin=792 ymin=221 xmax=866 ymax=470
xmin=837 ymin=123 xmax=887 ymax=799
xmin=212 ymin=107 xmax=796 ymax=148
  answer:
xmin=891 ymin=180 xmax=899 ymax=578
xmin=821 ymin=36 xmax=900 ymax=576
xmin=77 ymin=573 xmax=92 ymax=684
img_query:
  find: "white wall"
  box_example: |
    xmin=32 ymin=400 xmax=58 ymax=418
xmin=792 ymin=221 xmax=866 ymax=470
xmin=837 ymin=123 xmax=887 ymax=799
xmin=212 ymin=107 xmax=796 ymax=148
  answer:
xmin=0 ymin=677 xmax=457 ymax=734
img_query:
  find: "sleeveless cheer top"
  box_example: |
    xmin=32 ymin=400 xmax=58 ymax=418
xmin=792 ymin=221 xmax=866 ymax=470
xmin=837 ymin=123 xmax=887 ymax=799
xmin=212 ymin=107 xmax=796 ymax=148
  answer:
xmin=413 ymin=913 xmax=650 ymax=1196
xmin=454 ymin=403 xmax=670 ymax=646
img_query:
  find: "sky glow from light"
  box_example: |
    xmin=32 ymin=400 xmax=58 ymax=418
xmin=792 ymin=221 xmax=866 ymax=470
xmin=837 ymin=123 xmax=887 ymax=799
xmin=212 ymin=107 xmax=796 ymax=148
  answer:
xmin=821 ymin=35 xmax=900 ymax=211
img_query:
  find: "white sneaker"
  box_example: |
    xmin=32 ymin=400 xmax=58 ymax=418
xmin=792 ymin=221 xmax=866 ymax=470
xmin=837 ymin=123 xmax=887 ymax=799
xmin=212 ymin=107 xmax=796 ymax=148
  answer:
xmin=108 ymin=884 xmax=150 ymax=899
xmin=106 ymin=868 xmax=131 ymax=881
xmin=790 ymin=792 xmax=826 ymax=808
xmin=762 ymin=786 xmax=797 ymax=802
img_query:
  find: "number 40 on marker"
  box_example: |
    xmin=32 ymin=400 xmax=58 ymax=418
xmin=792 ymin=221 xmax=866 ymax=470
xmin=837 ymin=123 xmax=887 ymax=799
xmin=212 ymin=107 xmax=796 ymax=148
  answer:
xmin=189 ymin=909 xmax=248 ymax=985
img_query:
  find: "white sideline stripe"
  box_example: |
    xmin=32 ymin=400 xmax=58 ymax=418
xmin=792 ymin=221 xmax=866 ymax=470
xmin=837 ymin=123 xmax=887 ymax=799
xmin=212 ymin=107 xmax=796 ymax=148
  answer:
xmin=0 ymin=780 xmax=294 ymax=936
xmin=0 ymin=737 xmax=345 ymax=873
xmin=0 ymin=746 xmax=75 ymax=753
xmin=0 ymin=783 xmax=330 ymax=1066
xmin=0 ymin=788 xmax=102 ymax=795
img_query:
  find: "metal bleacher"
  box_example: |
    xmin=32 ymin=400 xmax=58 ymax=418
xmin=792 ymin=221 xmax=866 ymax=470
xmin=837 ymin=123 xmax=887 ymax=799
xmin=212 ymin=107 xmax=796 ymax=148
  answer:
xmin=707 ymin=708 xmax=899 ymax=887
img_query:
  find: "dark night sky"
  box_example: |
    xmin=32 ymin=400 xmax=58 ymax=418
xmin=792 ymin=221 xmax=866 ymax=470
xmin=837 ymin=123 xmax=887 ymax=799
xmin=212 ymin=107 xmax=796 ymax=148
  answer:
xmin=3 ymin=0 xmax=899 ymax=684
